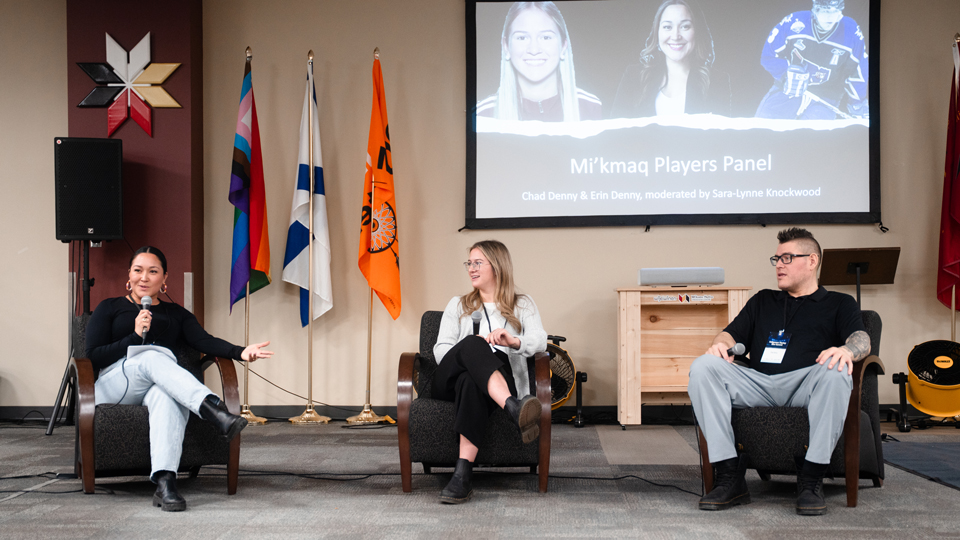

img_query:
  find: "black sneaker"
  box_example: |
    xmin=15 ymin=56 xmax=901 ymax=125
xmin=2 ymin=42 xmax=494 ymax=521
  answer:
xmin=796 ymin=471 xmax=827 ymax=515
xmin=699 ymin=456 xmax=750 ymax=511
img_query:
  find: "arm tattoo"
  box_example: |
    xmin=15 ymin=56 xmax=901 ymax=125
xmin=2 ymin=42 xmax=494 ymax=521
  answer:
xmin=841 ymin=330 xmax=871 ymax=361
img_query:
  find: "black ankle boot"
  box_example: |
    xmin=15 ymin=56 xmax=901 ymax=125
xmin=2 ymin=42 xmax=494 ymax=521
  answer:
xmin=198 ymin=395 xmax=247 ymax=441
xmin=439 ymin=458 xmax=474 ymax=504
xmin=152 ymin=470 xmax=186 ymax=512
xmin=698 ymin=456 xmax=750 ymax=511
xmin=504 ymin=395 xmax=542 ymax=444
xmin=796 ymin=460 xmax=828 ymax=515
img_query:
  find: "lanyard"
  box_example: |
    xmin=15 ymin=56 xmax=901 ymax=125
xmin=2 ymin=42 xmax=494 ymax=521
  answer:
xmin=481 ymin=303 xmax=494 ymax=333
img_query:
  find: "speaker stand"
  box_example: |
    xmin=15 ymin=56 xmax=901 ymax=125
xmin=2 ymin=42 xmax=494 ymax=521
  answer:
xmin=47 ymin=241 xmax=95 ymax=436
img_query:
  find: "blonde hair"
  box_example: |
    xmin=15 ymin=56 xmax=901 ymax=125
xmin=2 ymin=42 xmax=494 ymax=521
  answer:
xmin=459 ymin=240 xmax=524 ymax=332
xmin=494 ymin=2 xmax=580 ymax=121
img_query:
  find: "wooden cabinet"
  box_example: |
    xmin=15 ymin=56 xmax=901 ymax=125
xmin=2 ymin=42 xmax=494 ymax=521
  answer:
xmin=617 ymin=286 xmax=751 ymax=426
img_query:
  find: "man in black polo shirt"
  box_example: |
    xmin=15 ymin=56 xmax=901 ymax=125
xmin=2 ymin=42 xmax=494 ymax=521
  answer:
xmin=689 ymin=228 xmax=870 ymax=515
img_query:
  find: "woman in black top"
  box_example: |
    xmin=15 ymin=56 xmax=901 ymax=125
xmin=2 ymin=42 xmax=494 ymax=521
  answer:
xmin=86 ymin=246 xmax=272 ymax=512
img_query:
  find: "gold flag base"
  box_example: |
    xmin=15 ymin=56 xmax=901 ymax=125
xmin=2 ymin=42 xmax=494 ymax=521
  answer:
xmin=240 ymin=405 xmax=268 ymax=425
xmin=289 ymin=404 xmax=330 ymax=424
xmin=346 ymin=404 xmax=393 ymax=425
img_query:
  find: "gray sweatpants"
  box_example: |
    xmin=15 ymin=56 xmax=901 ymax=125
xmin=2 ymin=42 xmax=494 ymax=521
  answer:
xmin=688 ymin=354 xmax=852 ymax=465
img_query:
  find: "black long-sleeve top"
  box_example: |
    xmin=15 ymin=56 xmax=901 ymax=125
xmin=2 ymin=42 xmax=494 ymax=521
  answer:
xmin=85 ymin=296 xmax=244 ymax=373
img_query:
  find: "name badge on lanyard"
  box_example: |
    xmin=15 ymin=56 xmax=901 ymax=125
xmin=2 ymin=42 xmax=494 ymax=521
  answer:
xmin=760 ymin=330 xmax=791 ymax=364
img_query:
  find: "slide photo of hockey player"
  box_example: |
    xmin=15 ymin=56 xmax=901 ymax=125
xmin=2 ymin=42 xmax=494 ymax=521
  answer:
xmin=755 ymin=0 xmax=868 ymax=120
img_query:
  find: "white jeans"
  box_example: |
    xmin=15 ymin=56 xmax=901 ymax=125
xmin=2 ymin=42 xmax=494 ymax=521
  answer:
xmin=94 ymin=347 xmax=214 ymax=479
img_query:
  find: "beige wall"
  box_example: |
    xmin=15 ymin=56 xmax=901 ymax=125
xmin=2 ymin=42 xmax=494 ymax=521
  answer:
xmin=0 ymin=0 xmax=68 ymax=408
xmin=4 ymin=0 xmax=959 ymax=410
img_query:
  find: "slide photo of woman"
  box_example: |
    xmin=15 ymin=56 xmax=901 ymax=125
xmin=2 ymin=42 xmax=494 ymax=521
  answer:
xmin=476 ymin=1 xmax=602 ymax=122
xmin=610 ymin=0 xmax=731 ymax=118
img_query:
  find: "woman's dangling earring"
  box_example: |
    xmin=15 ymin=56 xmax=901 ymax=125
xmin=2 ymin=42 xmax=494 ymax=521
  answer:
xmin=160 ymin=283 xmax=168 ymax=295
xmin=126 ymin=280 xmax=133 ymax=292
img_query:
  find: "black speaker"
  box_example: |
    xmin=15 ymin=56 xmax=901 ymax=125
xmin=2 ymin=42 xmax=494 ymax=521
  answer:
xmin=54 ymin=137 xmax=123 ymax=241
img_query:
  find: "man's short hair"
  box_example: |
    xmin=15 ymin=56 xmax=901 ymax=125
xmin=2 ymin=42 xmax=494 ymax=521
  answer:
xmin=777 ymin=227 xmax=822 ymax=261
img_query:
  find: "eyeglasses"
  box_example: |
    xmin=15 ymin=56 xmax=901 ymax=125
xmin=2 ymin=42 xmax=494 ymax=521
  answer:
xmin=463 ymin=261 xmax=485 ymax=271
xmin=770 ymin=253 xmax=812 ymax=266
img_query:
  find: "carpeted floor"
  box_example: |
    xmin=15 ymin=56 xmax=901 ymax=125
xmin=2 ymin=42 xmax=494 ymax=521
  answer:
xmin=884 ymin=441 xmax=960 ymax=490
xmin=1 ymin=420 xmax=959 ymax=539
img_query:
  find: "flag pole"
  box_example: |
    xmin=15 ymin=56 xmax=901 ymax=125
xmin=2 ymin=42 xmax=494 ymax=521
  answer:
xmin=348 ymin=47 xmax=390 ymax=425
xmin=347 ymin=288 xmax=388 ymax=424
xmin=291 ymin=49 xmax=329 ymax=425
xmin=241 ymin=282 xmax=267 ymax=424
xmin=235 ymin=47 xmax=266 ymax=425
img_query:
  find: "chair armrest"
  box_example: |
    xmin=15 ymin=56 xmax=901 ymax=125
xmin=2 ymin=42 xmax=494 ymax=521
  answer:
xmin=533 ymin=351 xmax=550 ymax=408
xmin=70 ymin=357 xmax=97 ymax=493
xmin=397 ymin=352 xmax=418 ymax=493
xmin=398 ymin=352 xmax=418 ymax=421
xmin=533 ymin=351 xmax=551 ymax=492
xmin=857 ymin=355 xmax=884 ymax=376
xmin=203 ymin=356 xmax=241 ymax=415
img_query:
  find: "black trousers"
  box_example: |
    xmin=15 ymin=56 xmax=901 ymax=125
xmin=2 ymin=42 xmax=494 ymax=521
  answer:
xmin=431 ymin=335 xmax=517 ymax=447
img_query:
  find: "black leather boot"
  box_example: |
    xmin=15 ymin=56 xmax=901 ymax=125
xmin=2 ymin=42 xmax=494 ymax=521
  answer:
xmin=698 ymin=456 xmax=750 ymax=510
xmin=198 ymin=395 xmax=247 ymax=441
xmin=152 ymin=470 xmax=186 ymax=512
xmin=796 ymin=460 xmax=828 ymax=515
xmin=439 ymin=458 xmax=474 ymax=504
xmin=504 ymin=395 xmax=542 ymax=444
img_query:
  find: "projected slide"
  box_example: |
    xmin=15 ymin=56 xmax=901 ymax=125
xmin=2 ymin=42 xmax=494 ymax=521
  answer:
xmin=467 ymin=0 xmax=877 ymax=228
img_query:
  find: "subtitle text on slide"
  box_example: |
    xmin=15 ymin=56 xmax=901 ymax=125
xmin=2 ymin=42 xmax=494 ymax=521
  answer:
xmin=520 ymin=187 xmax=822 ymax=203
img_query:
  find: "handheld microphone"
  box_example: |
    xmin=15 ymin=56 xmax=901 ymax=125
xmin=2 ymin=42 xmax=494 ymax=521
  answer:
xmin=471 ymin=311 xmax=482 ymax=336
xmin=726 ymin=343 xmax=745 ymax=357
xmin=140 ymin=295 xmax=152 ymax=343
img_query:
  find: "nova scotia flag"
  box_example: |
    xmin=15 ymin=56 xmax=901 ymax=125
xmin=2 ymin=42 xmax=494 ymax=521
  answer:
xmin=282 ymin=61 xmax=332 ymax=326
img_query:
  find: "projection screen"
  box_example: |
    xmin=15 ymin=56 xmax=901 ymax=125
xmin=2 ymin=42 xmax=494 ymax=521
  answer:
xmin=465 ymin=0 xmax=880 ymax=228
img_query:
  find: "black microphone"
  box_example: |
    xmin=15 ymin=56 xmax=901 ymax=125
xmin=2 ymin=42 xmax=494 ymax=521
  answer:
xmin=140 ymin=295 xmax=152 ymax=343
xmin=726 ymin=343 xmax=745 ymax=357
xmin=471 ymin=311 xmax=482 ymax=335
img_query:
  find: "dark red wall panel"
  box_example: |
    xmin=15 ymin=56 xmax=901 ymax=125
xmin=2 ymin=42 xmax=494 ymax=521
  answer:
xmin=67 ymin=0 xmax=204 ymax=322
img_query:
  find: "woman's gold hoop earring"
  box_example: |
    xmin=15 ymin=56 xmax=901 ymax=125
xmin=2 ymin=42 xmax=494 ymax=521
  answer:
xmin=160 ymin=284 xmax=168 ymax=294
xmin=126 ymin=281 xmax=133 ymax=292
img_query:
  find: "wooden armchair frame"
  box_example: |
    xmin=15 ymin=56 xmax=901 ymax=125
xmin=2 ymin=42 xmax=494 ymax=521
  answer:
xmin=697 ymin=355 xmax=885 ymax=508
xmin=70 ymin=355 xmax=241 ymax=495
xmin=398 ymin=350 xmax=552 ymax=493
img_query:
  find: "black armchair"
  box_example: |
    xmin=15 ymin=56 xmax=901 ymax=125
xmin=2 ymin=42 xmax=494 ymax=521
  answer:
xmin=69 ymin=314 xmax=241 ymax=494
xmin=698 ymin=310 xmax=886 ymax=507
xmin=397 ymin=311 xmax=552 ymax=492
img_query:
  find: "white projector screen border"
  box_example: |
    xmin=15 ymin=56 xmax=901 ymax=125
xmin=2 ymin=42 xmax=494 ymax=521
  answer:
xmin=464 ymin=0 xmax=881 ymax=229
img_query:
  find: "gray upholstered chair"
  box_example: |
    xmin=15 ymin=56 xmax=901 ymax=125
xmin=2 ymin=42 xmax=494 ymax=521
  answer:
xmin=69 ymin=314 xmax=241 ymax=494
xmin=697 ymin=310 xmax=886 ymax=507
xmin=397 ymin=310 xmax=552 ymax=492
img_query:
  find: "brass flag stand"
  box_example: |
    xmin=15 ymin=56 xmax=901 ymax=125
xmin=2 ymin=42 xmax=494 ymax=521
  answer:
xmin=347 ymin=47 xmax=391 ymax=426
xmin=346 ymin=288 xmax=390 ymax=424
xmin=290 ymin=50 xmax=329 ymax=425
xmin=241 ymin=283 xmax=267 ymax=424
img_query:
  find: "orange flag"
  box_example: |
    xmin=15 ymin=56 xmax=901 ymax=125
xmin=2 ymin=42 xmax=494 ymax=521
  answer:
xmin=358 ymin=57 xmax=401 ymax=320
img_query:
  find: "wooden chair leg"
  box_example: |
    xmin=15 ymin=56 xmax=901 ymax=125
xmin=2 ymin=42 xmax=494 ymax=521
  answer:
xmin=697 ymin=425 xmax=713 ymax=493
xmin=399 ymin=453 xmax=412 ymax=493
xmin=227 ymin=436 xmax=239 ymax=495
